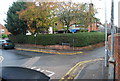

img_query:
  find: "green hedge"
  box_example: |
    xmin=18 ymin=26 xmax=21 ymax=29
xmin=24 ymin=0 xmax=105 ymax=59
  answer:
xmin=8 ymin=32 xmax=105 ymax=47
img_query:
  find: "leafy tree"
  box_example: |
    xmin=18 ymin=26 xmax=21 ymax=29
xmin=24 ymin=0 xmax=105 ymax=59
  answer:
xmin=2 ymin=34 xmax=8 ymax=39
xmin=55 ymin=2 xmax=77 ymax=32
xmin=55 ymin=2 xmax=98 ymax=32
xmin=5 ymin=2 xmax=27 ymax=35
xmin=18 ymin=2 xmax=56 ymax=34
xmin=78 ymin=3 xmax=99 ymax=29
xmin=75 ymin=3 xmax=98 ymax=29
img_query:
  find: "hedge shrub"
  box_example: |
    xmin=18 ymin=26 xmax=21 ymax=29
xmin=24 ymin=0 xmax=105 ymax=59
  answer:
xmin=1 ymin=34 xmax=8 ymax=39
xmin=8 ymin=32 xmax=105 ymax=47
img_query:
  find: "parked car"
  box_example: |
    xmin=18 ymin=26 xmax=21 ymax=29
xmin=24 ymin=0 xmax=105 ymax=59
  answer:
xmin=0 ymin=66 xmax=50 ymax=81
xmin=0 ymin=40 xmax=15 ymax=49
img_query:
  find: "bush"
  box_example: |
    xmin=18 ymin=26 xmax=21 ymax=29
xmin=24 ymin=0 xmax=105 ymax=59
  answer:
xmin=79 ymin=29 xmax=88 ymax=32
xmin=90 ymin=30 xmax=97 ymax=32
xmin=2 ymin=34 xmax=8 ymax=39
xmin=8 ymin=32 xmax=105 ymax=47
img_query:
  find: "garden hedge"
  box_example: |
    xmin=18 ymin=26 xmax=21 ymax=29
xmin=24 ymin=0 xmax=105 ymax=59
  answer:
xmin=8 ymin=32 xmax=105 ymax=47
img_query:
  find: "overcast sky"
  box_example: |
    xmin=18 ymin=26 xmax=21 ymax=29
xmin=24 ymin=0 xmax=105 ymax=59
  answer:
xmin=0 ymin=0 xmax=119 ymax=26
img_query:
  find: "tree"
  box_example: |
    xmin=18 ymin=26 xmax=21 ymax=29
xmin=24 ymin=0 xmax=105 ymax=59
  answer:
xmin=2 ymin=34 xmax=8 ymax=39
xmin=79 ymin=3 xmax=99 ymax=30
xmin=55 ymin=2 xmax=77 ymax=32
xmin=55 ymin=2 xmax=98 ymax=32
xmin=5 ymin=2 xmax=27 ymax=35
xmin=18 ymin=2 xmax=56 ymax=34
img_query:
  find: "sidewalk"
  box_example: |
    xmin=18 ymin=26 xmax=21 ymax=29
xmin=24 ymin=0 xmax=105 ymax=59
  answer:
xmin=75 ymin=60 xmax=109 ymax=81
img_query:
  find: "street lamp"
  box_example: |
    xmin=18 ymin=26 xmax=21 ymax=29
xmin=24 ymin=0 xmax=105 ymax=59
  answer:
xmin=104 ymin=0 xmax=109 ymax=67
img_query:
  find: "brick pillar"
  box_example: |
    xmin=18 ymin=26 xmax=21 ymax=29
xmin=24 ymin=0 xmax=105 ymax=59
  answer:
xmin=108 ymin=33 xmax=120 ymax=80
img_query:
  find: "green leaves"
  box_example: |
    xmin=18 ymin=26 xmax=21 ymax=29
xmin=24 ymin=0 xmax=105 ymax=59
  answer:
xmin=6 ymin=1 xmax=99 ymax=35
xmin=5 ymin=2 xmax=27 ymax=35
xmin=1 ymin=34 xmax=8 ymax=39
xmin=17 ymin=2 xmax=56 ymax=34
xmin=9 ymin=32 xmax=105 ymax=47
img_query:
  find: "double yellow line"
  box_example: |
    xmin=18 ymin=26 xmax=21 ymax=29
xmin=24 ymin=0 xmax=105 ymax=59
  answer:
xmin=16 ymin=48 xmax=83 ymax=55
xmin=60 ymin=58 xmax=103 ymax=81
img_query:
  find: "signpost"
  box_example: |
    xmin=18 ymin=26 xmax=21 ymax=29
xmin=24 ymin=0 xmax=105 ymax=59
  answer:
xmin=70 ymin=29 xmax=76 ymax=50
xmin=34 ymin=33 xmax=37 ymax=45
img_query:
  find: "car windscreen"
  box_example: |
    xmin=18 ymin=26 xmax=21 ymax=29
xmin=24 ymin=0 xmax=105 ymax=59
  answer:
xmin=0 ymin=40 xmax=5 ymax=44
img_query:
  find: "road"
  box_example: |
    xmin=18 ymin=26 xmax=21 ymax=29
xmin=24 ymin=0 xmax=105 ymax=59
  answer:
xmin=0 ymin=47 xmax=105 ymax=79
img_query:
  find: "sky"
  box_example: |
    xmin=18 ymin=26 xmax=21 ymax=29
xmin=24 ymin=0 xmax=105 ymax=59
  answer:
xmin=0 ymin=0 xmax=119 ymax=26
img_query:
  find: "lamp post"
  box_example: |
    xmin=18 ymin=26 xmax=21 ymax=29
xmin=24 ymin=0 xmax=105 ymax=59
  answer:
xmin=104 ymin=0 xmax=108 ymax=67
xmin=34 ymin=33 xmax=37 ymax=46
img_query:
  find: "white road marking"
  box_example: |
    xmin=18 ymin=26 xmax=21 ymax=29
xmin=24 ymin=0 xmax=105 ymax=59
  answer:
xmin=0 ymin=56 xmax=4 ymax=63
xmin=22 ymin=57 xmax=40 ymax=67
xmin=40 ymin=70 xmax=44 ymax=72
xmin=46 ymin=70 xmax=55 ymax=77
xmin=36 ymin=68 xmax=41 ymax=71
xmin=27 ymin=66 xmax=55 ymax=77
xmin=31 ymin=66 xmax=36 ymax=69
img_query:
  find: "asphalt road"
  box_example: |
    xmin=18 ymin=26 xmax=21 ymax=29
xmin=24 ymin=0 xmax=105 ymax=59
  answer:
xmin=0 ymin=47 xmax=105 ymax=79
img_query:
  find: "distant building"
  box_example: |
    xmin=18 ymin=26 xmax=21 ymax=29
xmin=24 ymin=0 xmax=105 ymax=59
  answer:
xmin=0 ymin=24 xmax=10 ymax=35
xmin=87 ymin=23 xmax=98 ymax=32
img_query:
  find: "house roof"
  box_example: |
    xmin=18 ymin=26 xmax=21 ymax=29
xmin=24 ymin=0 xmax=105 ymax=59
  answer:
xmin=0 ymin=24 xmax=11 ymax=35
xmin=0 ymin=24 xmax=5 ymax=29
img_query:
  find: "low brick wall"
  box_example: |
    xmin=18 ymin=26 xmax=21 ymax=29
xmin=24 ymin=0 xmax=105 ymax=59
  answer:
xmin=15 ymin=42 xmax=104 ymax=51
xmin=108 ymin=33 xmax=120 ymax=80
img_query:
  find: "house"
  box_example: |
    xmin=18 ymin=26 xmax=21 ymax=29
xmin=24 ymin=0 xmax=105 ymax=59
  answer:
xmin=55 ymin=20 xmax=99 ymax=33
xmin=87 ymin=23 xmax=98 ymax=32
xmin=0 ymin=24 xmax=10 ymax=35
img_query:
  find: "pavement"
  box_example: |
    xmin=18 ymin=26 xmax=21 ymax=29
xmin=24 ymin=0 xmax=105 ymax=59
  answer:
xmin=59 ymin=58 xmax=109 ymax=81
xmin=74 ymin=60 xmax=109 ymax=80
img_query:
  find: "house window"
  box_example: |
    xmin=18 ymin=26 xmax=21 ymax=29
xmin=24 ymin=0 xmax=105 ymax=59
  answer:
xmin=1 ymin=29 xmax=5 ymax=33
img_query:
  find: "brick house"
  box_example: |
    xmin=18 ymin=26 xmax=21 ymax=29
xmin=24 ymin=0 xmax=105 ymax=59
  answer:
xmin=87 ymin=23 xmax=98 ymax=32
xmin=0 ymin=24 xmax=10 ymax=35
xmin=55 ymin=21 xmax=98 ymax=32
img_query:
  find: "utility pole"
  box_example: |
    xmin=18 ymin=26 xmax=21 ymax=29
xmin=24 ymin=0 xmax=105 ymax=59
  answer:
xmin=109 ymin=0 xmax=115 ymax=63
xmin=108 ymin=1 xmax=115 ymax=80
xmin=104 ymin=0 xmax=108 ymax=67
